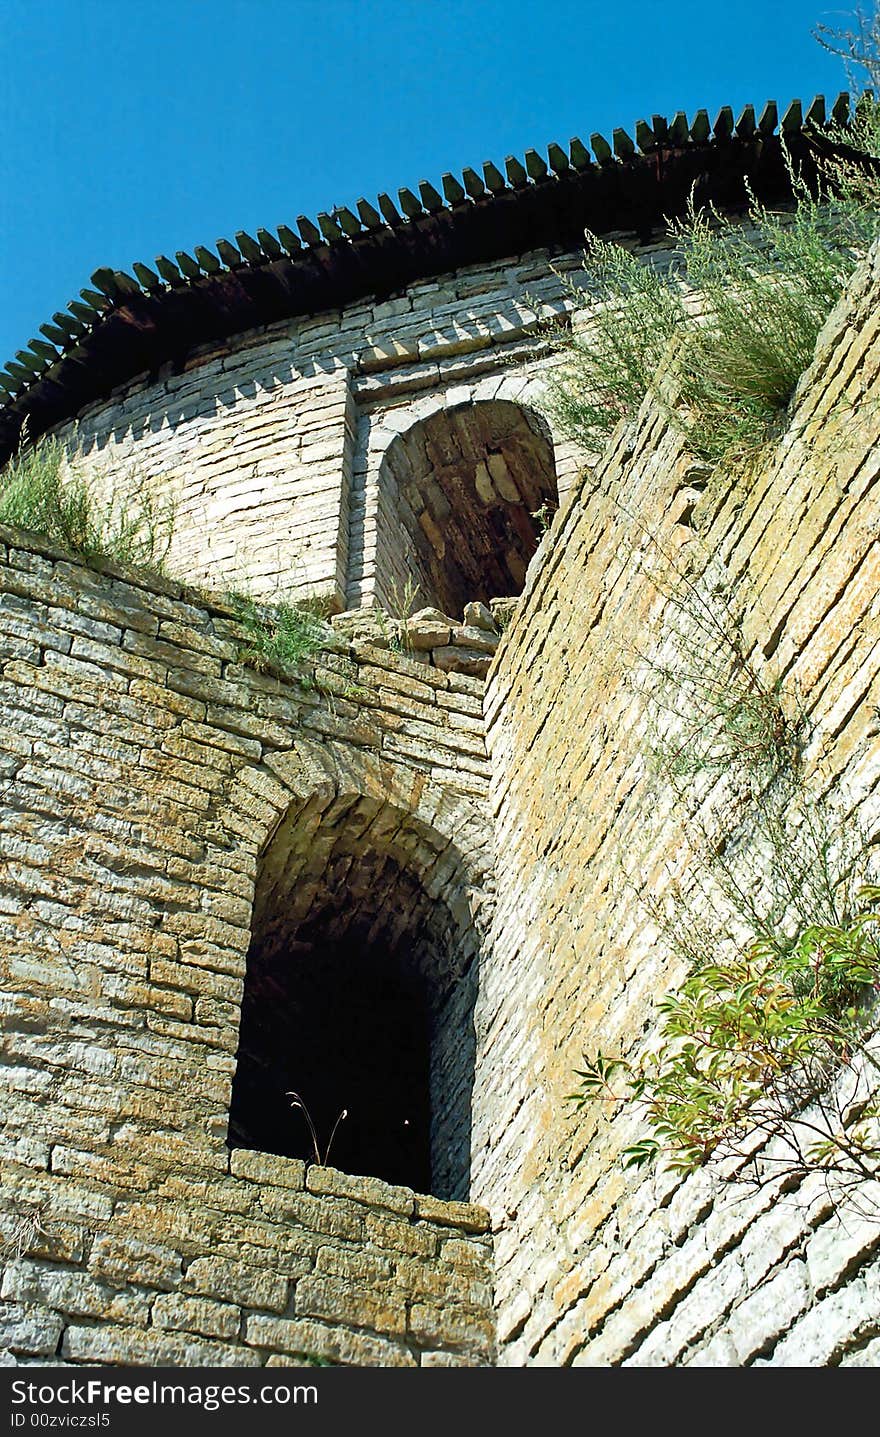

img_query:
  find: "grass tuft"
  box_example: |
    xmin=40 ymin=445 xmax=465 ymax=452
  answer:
xmin=542 ymin=151 xmax=880 ymax=471
xmin=226 ymin=590 xmax=328 ymax=679
xmin=0 ymin=434 xmax=174 ymax=569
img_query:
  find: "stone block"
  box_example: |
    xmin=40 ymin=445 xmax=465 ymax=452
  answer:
xmin=315 ymin=1245 xmax=393 ymax=1286
xmin=840 ymin=1334 xmax=880 ymax=1366
xmin=0 ymin=1215 xmax=86 ymax=1267
xmin=259 ymin=1189 xmax=367 ymax=1243
xmin=414 ymin=1194 xmax=490 ymax=1234
xmin=1 ymin=1261 xmax=151 ymax=1327
xmin=246 ymin=1314 xmax=416 ymax=1367
xmin=152 ymin=1292 xmax=241 ymax=1340
xmin=295 ymin=1274 xmax=406 ymax=1335
xmin=638 ymin=1252 xmax=747 ymax=1365
xmin=762 ymin=1276 xmax=880 ymax=1366
xmin=685 ymin=1332 xmax=741 ymax=1367
xmin=440 ymin=1237 xmax=493 ymax=1272
xmin=183 ymin=1255 xmax=289 ymax=1312
xmin=409 ymin=1300 xmax=494 ymax=1355
xmin=406 ymin=616 xmax=452 ymax=650
xmin=736 ymin=1195 xmax=810 ymax=1289
xmin=431 ymin=645 xmax=492 ymax=677
xmin=359 ymin=338 xmax=420 ymax=372
xmin=62 ymin=1322 xmax=261 ymax=1368
xmin=420 ymin=1350 xmax=484 ymax=1366
xmin=462 ymin=601 xmax=496 ymax=631
xmin=230 ymin=1147 xmax=306 ymax=1191
xmin=394 ymin=1256 xmax=491 ymax=1308
xmin=0 ymin=1302 xmax=63 ymax=1357
xmin=305 ymin=1165 xmax=414 ymax=1216
xmin=806 ymin=1201 xmax=880 ymax=1297
xmin=88 ymin=1234 xmax=183 ymax=1290
xmin=452 ymin=625 xmax=499 ymax=654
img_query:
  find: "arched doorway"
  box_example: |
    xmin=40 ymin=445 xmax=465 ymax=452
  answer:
xmin=372 ymin=398 xmax=559 ymax=617
xmin=228 ymin=771 xmax=490 ymax=1201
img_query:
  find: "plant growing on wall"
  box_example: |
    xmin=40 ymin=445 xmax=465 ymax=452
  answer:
xmin=286 ymin=1091 xmax=348 ymax=1167
xmin=542 ymin=172 xmax=879 ymax=471
xmin=0 ymin=431 xmax=174 ymax=570
xmin=374 ymin=574 xmax=421 ymax=653
xmin=571 ymin=501 xmax=880 ymax=1204
xmin=541 ymin=24 xmax=880 ymax=476
xmin=571 ymin=885 xmax=880 ymax=1199
xmin=226 ymin=590 xmax=329 ymax=679
xmin=572 ymin=633 xmax=880 ymax=1202
xmin=627 ymin=545 xmax=801 ymax=784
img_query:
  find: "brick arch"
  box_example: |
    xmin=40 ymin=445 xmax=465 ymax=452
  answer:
xmin=357 ymin=388 xmax=561 ymax=616
xmin=222 ymin=740 xmax=493 ymax=1201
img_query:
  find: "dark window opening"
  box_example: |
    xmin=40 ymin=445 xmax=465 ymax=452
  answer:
xmin=230 ymin=935 xmax=433 ymax=1192
xmin=380 ymin=398 xmax=559 ymax=618
xmin=228 ymin=796 xmax=480 ymax=1199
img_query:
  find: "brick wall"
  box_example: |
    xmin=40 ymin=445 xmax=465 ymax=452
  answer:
xmin=5 ymin=232 xmax=880 ymax=1369
xmin=0 ymin=536 xmax=495 ymax=1366
xmin=49 ymin=242 xmax=630 ymax=613
xmin=481 ymin=242 xmax=880 ymax=1365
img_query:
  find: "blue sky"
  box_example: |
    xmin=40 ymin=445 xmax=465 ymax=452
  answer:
xmin=0 ymin=0 xmax=852 ymax=368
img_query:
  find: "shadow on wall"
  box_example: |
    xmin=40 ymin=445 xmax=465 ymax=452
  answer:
xmin=370 ymin=398 xmax=558 ymax=616
xmin=71 ymin=364 xmax=300 ymax=455
xmin=228 ymin=789 xmax=483 ymax=1201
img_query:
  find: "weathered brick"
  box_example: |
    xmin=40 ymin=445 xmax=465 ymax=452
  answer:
xmin=409 ymin=1300 xmax=494 ymax=1355
xmin=245 ymin=1314 xmax=416 ymax=1367
xmin=0 ymin=1301 xmax=63 ymax=1357
xmin=183 ymin=1256 xmax=289 ymax=1312
xmin=89 ymin=1234 xmax=183 ymax=1290
xmin=305 ymin=1166 xmax=414 ymax=1216
xmin=1 ymin=1261 xmax=151 ymax=1327
xmin=152 ymin=1292 xmax=241 ymax=1340
xmin=761 ymin=1276 xmax=880 ymax=1367
xmin=806 ymin=1200 xmax=880 ymax=1297
xmin=414 ymin=1194 xmax=490 ymax=1234
xmin=62 ymin=1322 xmax=261 ymax=1367
xmin=230 ymin=1148 xmax=305 ymax=1191
xmin=723 ymin=1260 xmax=811 ymax=1364
xmin=295 ymin=1274 xmax=406 ymax=1335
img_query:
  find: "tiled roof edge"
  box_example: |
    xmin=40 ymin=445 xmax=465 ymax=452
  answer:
xmin=0 ymin=92 xmax=852 ymax=457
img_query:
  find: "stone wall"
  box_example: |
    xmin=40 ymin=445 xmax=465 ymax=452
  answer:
xmin=50 ymin=243 xmax=616 ymax=613
xmin=0 ymin=534 xmax=495 ymax=1366
xmin=5 ymin=226 xmax=880 ymax=1369
xmin=481 ymin=243 xmax=880 ymax=1364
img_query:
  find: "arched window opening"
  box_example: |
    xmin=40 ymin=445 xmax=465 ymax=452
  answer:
xmin=378 ymin=399 xmax=558 ymax=618
xmin=228 ymin=791 xmax=481 ymax=1200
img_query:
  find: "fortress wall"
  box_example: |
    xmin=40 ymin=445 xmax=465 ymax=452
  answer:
xmin=482 ymin=243 xmax=880 ymax=1365
xmin=48 ymin=241 xmax=661 ymax=614
xmin=9 ymin=215 xmax=880 ymax=1368
xmin=0 ymin=535 xmax=495 ymax=1366
xmin=63 ymin=363 xmax=357 ymax=614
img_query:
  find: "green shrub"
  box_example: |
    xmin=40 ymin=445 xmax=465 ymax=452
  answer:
xmin=0 ymin=434 xmax=173 ymax=569
xmin=542 ymin=158 xmax=880 ymax=469
xmin=571 ymin=886 xmax=880 ymax=1184
xmin=674 ymin=184 xmax=876 ymax=464
xmin=541 ymin=236 xmax=684 ymax=456
xmin=227 ymin=590 xmax=328 ymax=678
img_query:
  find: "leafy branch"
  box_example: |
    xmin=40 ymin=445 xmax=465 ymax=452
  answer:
xmin=571 ymin=887 xmax=880 ymax=1198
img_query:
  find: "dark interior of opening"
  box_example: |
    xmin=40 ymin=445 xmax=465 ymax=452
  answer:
xmin=230 ymin=933 xmax=433 ymax=1191
xmin=228 ymin=799 xmax=478 ymax=1198
xmin=384 ymin=398 xmax=559 ymax=617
